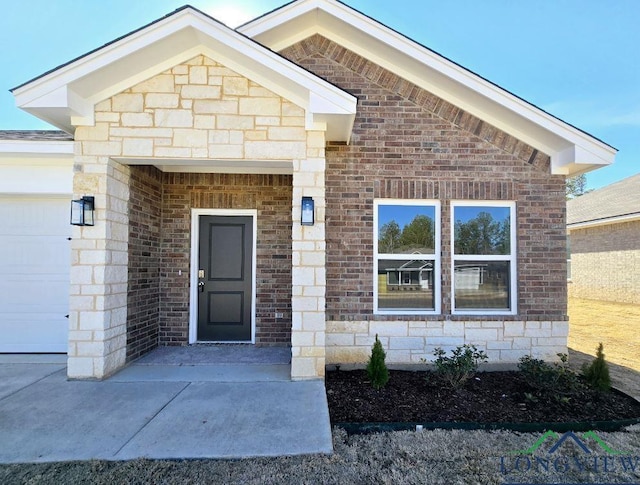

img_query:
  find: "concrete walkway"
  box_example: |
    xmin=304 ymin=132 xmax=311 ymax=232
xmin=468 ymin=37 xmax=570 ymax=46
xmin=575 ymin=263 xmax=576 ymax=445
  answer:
xmin=0 ymin=351 xmax=332 ymax=464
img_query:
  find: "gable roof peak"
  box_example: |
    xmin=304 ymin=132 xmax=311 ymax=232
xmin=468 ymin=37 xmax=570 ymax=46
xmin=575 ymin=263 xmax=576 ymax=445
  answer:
xmin=12 ymin=3 xmax=356 ymax=141
xmin=240 ymin=0 xmax=616 ymax=176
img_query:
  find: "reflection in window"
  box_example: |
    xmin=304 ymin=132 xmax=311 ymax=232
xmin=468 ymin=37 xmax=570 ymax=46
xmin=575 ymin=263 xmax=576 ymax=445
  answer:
xmin=378 ymin=205 xmax=436 ymax=254
xmin=454 ymin=261 xmax=510 ymax=309
xmin=378 ymin=259 xmax=435 ymax=310
xmin=452 ymin=203 xmax=515 ymax=313
xmin=454 ymin=206 xmax=510 ymax=255
xmin=375 ymin=200 xmax=440 ymax=313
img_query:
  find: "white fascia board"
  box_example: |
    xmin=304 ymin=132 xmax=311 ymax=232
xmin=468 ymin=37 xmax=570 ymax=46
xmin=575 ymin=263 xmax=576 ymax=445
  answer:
xmin=238 ymin=0 xmax=322 ymax=40
xmin=19 ymin=85 xmax=94 ymax=130
xmin=86 ymin=44 xmax=204 ymax=106
xmin=0 ymin=156 xmax=73 ymax=194
xmin=189 ymin=19 xmax=356 ymax=115
xmin=553 ymin=145 xmax=614 ymax=176
xmin=116 ymin=157 xmax=293 ymax=175
xmin=0 ymin=140 xmax=74 ymax=155
xmin=13 ymin=14 xmax=201 ymax=104
xmin=242 ymin=0 xmax=616 ymax=168
xmin=567 ymin=213 xmax=640 ymax=231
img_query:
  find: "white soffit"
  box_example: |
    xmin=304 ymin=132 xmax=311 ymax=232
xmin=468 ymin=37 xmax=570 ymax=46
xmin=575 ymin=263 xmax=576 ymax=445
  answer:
xmin=116 ymin=157 xmax=293 ymax=175
xmin=240 ymin=0 xmax=616 ymax=175
xmin=12 ymin=6 xmax=356 ymax=142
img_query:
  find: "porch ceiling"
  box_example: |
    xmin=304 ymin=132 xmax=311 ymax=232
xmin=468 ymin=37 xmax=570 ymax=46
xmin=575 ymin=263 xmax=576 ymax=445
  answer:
xmin=117 ymin=157 xmax=293 ymax=175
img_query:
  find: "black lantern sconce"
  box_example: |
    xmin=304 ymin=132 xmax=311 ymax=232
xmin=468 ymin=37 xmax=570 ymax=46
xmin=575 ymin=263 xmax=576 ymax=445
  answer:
xmin=301 ymin=196 xmax=314 ymax=226
xmin=70 ymin=196 xmax=95 ymax=226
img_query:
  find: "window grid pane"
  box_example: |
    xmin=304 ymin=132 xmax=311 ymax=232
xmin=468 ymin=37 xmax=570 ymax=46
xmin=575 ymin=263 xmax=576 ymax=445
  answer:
xmin=453 ymin=206 xmax=511 ymax=256
xmin=378 ymin=258 xmax=435 ymax=310
xmin=375 ymin=199 xmax=440 ymax=314
xmin=452 ymin=203 xmax=515 ymax=313
xmin=453 ymin=260 xmax=510 ymax=310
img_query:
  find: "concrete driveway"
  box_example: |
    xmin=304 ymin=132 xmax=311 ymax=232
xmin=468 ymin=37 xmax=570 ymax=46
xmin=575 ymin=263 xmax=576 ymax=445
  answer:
xmin=0 ymin=354 xmax=332 ymax=463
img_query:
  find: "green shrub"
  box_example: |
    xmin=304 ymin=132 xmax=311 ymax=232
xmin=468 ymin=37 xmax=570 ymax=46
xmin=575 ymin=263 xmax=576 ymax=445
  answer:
xmin=518 ymin=353 xmax=578 ymax=394
xmin=367 ymin=334 xmax=389 ymax=390
xmin=433 ymin=345 xmax=488 ymax=389
xmin=582 ymin=343 xmax=611 ymax=392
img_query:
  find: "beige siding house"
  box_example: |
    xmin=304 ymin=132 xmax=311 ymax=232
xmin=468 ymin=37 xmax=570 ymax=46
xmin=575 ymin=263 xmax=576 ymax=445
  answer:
xmin=567 ymin=174 xmax=640 ymax=304
xmin=1 ymin=0 xmax=616 ymax=380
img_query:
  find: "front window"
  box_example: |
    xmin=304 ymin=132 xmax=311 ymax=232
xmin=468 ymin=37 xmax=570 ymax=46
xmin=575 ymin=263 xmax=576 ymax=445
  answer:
xmin=374 ymin=200 xmax=440 ymax=314
xmin=451 ymin=202 xmax=516 ymax=314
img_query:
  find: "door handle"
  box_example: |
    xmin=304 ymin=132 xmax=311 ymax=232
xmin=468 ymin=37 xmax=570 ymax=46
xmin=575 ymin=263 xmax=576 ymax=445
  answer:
xmin=198 ymin=281 xmax=205 ymax=293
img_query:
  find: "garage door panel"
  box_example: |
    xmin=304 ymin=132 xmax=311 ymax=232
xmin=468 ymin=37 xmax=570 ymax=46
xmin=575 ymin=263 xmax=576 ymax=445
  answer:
xmin=0 ymin=197 xmax=70 ymax=353
xmin=0 ymin=278 xmax=71 ymax=304
xmin=1 ymin=236 xmax=70 ymax=268
xmin=0 ymin=203 xmax=70 ymax=236
xmin=0 ymin=318 xmax=68 ymax=353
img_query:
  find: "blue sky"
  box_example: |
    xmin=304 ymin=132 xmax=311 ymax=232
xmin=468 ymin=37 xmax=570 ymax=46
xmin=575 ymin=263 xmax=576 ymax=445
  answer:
xmin=1 ymin=0 xmax=637 ymax=189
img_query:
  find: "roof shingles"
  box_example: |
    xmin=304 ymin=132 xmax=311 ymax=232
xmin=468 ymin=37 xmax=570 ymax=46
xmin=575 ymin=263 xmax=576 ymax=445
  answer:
xmin=0 ymin=130 xmax=73 ymax=141
xmin=567 ymin=173 xmax=640 ymax=225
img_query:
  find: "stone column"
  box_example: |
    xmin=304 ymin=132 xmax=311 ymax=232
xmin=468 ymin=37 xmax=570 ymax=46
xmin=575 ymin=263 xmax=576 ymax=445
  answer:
xmin=291 ymin=131 xmax=327 ymax=379
xmin=67 ymin=147 xmax=130 ymax=379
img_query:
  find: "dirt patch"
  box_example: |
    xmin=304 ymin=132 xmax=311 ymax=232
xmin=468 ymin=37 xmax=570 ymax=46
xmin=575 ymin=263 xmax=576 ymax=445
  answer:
xmin=326 ymin=369 xmax=640 ymax=424
xmin=569 ymin=297 xmax=640 ymax=372
xmin=2 ymin=428 xmax=640 ymax=484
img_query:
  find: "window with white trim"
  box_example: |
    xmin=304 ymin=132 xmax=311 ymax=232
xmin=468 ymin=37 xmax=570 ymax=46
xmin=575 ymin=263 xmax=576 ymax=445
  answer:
xmin=451 ymin=201 xmax=516 ymax=314
xmin=374 ymin=200 xmax=440 ymax=314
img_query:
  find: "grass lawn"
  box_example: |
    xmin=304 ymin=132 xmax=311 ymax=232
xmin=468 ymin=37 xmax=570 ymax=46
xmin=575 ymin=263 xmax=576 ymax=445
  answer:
xmin=568 ymin=297 xmax=640 ymax=372
xmin=2 ymin=428 xmax=640 ymax=484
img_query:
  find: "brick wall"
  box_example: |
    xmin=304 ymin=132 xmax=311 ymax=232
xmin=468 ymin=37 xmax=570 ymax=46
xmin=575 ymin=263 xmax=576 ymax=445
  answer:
xmin=281 ymin=35 xmax=567 ymax=322
xmin=281 ymin=35 xmax=568 ymax=364
xmin=126 ymin=171 xmax=293 ymax=353
xmin=160 ymin=173 xmax=293 ymax=346
xmin=127 ymin=165 xmax=162 ymax=360
xmin=569 ymin=220 xmax=640 ymax=304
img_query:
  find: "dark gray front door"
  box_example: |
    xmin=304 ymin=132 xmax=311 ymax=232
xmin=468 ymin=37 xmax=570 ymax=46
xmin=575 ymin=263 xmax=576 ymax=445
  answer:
xmin=197 ymin=215 xmax=253 ymax=341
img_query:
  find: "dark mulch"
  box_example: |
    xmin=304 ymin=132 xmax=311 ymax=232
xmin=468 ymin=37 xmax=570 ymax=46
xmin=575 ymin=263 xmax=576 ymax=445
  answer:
xmin=326 ymin=369 xmax=640 ymax=424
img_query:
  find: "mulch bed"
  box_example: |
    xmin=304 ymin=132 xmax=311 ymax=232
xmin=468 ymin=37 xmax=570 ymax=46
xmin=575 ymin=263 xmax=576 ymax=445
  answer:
xmin=326 ymin=369 xmax=640 ymax=424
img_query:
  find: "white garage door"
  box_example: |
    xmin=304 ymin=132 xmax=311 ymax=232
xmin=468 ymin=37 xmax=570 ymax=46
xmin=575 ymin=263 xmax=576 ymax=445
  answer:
xmin=0 ymin=196 xmax=70 ymax=352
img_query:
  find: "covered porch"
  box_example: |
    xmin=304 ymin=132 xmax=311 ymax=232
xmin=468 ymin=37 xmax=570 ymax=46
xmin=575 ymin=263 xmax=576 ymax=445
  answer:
xmin=10 ymin=7 xmax=357 ymax=380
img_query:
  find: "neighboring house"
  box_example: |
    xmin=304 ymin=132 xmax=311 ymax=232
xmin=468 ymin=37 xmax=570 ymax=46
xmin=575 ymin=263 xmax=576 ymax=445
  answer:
xmin=0 ymin=0 xmax=616 ymax=380
xmin=567 ymin=174 xmax=640 ymax=304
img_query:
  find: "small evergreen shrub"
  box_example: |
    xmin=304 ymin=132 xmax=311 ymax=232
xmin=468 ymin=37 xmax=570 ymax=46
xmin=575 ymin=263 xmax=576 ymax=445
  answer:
xmin=582 ymin=343 xmax=611 ymax=392
xmin=518 ymin=353 xmax=578 ymax=394
xmin=433 ymin=345 xmax=488 ymax=389
xmin=367 ymin=334 xmax=389 ymax=390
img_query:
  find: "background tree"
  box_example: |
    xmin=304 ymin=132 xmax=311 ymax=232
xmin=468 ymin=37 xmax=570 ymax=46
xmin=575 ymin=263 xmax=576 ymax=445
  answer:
xmin=566 ymin=174 xmax=592 ymax=199
xmin=378 ymin=220 xmax=401 ymax=253
xmin=454 ymin=212 xmax=509 ymax=255
xmin=399 ymin=215 xmax=435 ymax=252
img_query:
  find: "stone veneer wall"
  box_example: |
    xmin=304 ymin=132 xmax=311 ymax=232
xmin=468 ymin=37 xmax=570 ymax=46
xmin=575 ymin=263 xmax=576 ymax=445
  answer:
xmin=569 ymin=220 xmax=640 ymax=304
xmin=281 ymin=35 xmax=569 ymax=365
xmin=70 ymin=54 xmax=327 ymax=379
xmin=68 ymin=158 xmax=130 ymax=378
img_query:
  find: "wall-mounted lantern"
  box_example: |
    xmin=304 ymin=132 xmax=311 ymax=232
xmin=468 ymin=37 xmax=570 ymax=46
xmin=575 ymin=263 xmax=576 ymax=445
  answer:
xmin=301 ymin=196 xmax=314 ymax=226
xmin=70 ymin=196 xmax=95 ymax=226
